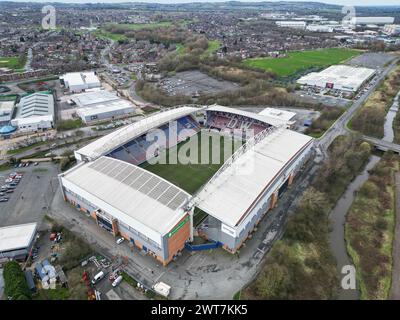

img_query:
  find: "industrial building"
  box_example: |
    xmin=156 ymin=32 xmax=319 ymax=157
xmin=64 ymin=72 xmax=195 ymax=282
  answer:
xmin=70 ymin=91 xmax=137 ymax=124
xmin=59 ymin=106 xmax=314 ymax=263
xmin=0 ymin=223 xmax=37 ymax=261
xmin=276 ymin=20 xmax=306 ymax=29
xmin=383 ymin=24 xmax=400 ymax=36
xmin=297 ymin=65 xmax=376 ymax=93
xmin=351 ymin=16 xmax=395 ymax=25
xmin=11 ymin=92 xmax=54 ymax=132
xmin=60 ymin=71 xmax=101 ymax=93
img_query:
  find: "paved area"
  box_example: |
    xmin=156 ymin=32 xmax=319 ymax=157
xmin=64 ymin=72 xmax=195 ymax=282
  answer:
xmin=0 ymin=162 xmax=59 ymax=228
xmin=346 ymin=52 xmax=396 ymax=70
xmin=390 ymin=173 xmax=400 ymax=300
xmin=160 ymin=70 xmax=239 ymax=96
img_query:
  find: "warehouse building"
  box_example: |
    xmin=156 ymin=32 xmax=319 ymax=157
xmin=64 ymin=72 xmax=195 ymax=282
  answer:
xmin=276 ymin=20 xmax=306 ymax=29
xmin=71 ymin=91 xmax=137 ymax=124
xmin=351 ymin=16 xmax=395 ymax=25
xmin=59 ymin=157 xmax=193 ymax=266
xmin=0 ymin=223 xmax=37 ymax=261
xmin=60 ymin=71 xmax=101 ymax=93
xmin=11 ymin=92 xmax=54 ymax=132
xmin=297 ymin=65 xmax=376 ymax=93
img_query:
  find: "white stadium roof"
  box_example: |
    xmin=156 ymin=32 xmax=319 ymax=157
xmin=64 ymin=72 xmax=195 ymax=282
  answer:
xmin=76 ymin=106 xmax=201 ymax=160
xmin=297 ymin=65 xmax=376 ymax=92
xmin=0 ymin=223 xmax=37 ymax=253
xmin=258 ymin=107 xmax=296 ymax=122
xmin=61 ymin=156 xmax=190 ymax=240
xmin=207 ymin=105 xmax=290 ymax=127
xmin=194 ymin=127 xmax=313 ymax=228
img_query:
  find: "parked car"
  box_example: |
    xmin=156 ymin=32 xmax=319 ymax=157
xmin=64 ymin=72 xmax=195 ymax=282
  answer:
xmin=112 ymin=275 xmax=123 ymax=287
xmin=0 ymin=198 xmax=9 ymax=202
xmin=116 ymin=237 xmax=125 ymax=245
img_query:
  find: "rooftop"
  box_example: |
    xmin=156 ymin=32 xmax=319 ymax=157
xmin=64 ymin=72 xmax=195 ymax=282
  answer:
xmin=207 ymin=105 xmax=290 ymax=127
xmin=297 ymin=65 xmax=376 ymax=92
xmin=194 ymin=127 xmax=313 ymax=228
xmin=0 ymin=223 xmax=37 ymax=253
xmin=15 ymin=92 xmax=54 ymax=119
xmin=61 ymin=156 xmax=190 ymax=241
xmin=76 ymin=106 xmax=201 ymax=160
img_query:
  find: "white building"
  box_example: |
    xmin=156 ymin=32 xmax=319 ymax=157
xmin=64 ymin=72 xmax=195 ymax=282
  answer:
xmin=383 ymin=24 xmax=400 ymax=36
xmin=276 ymin=21 xmax=307 ymax=30
xmin=297 ymin=65 xmax=376 ymax=93
xmin=306 ymin=24 xmax=334 ymax=33
xmin=351 ymin=17 xmax=395 ymax=26
xmin=60 ymin=71 xmax=101 ymax=93
xmin=258 ymin=107 xmax=296 ymax=128
xmin=11 ymin=92 xmax=54 ymax=132
xmin=71 ymin=91 xmax=137 ymax=124
xmin=0 ymin=223 xmax=37 ymax=260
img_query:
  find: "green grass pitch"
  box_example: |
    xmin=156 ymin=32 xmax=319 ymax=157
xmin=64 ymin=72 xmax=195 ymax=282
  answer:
xmin=140 ymin=131 xmax=242 ymax=195
xmin=243 ymin=48 xmax=361 ymax=77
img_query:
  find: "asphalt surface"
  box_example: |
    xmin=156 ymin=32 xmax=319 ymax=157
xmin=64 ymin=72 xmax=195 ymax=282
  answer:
xmin=0 ymin=162 xmax=59 ymax=228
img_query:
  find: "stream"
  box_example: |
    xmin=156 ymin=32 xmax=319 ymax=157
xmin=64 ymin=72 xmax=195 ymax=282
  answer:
xmin=329 ymin=155 xmax=381 ymax=300
xmin=383 ymin=90 xmax=400 ymax=143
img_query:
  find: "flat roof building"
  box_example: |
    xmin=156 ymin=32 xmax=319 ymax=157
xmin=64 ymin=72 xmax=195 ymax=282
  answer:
xmin=297 ymin=65 xmax=376 ymax=93
xmin=11 ymin=92 xmax=54 ymax=132
xmin=276 ymin=21 xmax=307 ymax=29
xmin=258 ymin=107 xmax=296 ymax=128
xmin=71 ymin=91 xmax=137 ymax=124
xmin=60 ymin=71 xmax=101 ymax=93
xmin=0 ymin=223 xmax=37 ymax=260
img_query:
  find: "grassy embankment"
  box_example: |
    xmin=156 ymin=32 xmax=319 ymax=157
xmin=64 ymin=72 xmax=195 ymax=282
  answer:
xmin=345 ymin=154 xmax=399 ymax=299
xmin=242 ymin=135 xmax=371 ymax=299
xmin=350 ymin=65 xmax=400 ymax=138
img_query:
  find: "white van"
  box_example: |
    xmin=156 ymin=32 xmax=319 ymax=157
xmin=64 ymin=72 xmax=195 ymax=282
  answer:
xmin=91 ymin=271 xmax=105 ymax=284
xmin=112 ymin=275 xmax=123 ymax=287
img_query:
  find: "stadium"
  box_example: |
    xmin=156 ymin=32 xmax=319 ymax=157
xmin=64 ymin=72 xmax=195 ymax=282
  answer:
xmin=59 ymin=105 xmax=314 ymax=265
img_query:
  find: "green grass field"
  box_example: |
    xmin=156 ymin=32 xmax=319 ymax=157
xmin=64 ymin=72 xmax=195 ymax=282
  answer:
xmin=243 ymin=48 xmax=361 ymax=78
xmin=0 ymin=56 xmax=26 ymax=71
xmin=107 ymin=21 xmax=172 ymax=31
xmin=140 ymin=131 xmax=242 ymax=194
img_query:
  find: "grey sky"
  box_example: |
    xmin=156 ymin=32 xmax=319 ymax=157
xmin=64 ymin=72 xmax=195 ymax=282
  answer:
xmin=3 ymin=0 xmax=400 ymax=6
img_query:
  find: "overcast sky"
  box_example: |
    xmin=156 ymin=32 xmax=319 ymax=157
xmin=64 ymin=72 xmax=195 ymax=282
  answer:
xmin=2 ymin=0 xmax=400 ymax=7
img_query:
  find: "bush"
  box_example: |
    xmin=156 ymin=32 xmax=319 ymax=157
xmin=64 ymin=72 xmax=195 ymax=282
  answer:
xmin=3 ymin=261 xmax=32 ymax=300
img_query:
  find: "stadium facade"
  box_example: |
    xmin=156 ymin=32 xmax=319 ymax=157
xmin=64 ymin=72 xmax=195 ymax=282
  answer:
xmin=59 ymin=105 xmax=314 ymax=264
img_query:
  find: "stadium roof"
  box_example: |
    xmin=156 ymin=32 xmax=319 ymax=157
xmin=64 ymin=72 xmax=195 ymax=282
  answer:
xmin=76 ymin=106 xmax=201 ymax=160
xmin=0 ymin=223 xmax=37 ymax=253
xmin=297 ymin=65 xmax=376 ymax=92
xmin=206 ymin=105 xmax=289 ymax=127
xmin=194 ymin=127 xmax=313 ymax=228
xmin=61 ymin=156 xmax=190 ymax=240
